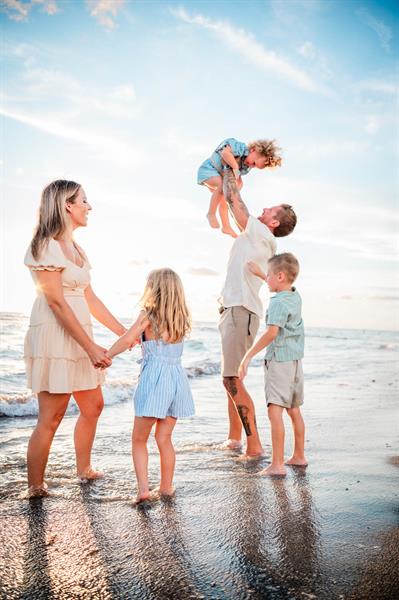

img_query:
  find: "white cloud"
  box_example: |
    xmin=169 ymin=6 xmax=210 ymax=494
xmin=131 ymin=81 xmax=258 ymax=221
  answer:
xmin=86 ymin=0 xmax=125 ymax=29
xmin=357 ymin=7 xmax=392 ymax=52
xmin=171 ymin=7 xmax=329 ymax=94
xmin=356 ymin=79 xmax=397 ymax=95
xmin=0 ymin=0 xmax=58 ymax=20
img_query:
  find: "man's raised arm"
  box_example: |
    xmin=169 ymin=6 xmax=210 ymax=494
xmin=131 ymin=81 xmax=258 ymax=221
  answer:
xmin=223 ymin=169 xmax=250 ymax=230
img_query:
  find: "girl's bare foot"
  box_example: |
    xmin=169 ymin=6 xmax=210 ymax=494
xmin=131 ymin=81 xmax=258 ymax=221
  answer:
xmin=150 ymin=486 xmax=175 ymax=499
xmin=27 ymin=482 xmax=49 ymax=498
xmin=207 ymin=213 xmax=220 ymax=228
xmin=285 ymin=457 xmax=308 ymax=466
xmin=259 ymin=465 xmax=287 ymax=476
xmin=220 ymin=438 xmax=242 ymax=450
xmin=221 ymin=226 xmax=238 ymax=238
xmin=78 ymin=466 xmax=104 ymax=482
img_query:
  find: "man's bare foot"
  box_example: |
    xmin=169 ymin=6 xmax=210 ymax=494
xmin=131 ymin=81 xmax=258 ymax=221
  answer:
xmin=207 ymin=213 xmax=220 ymax=228
xmin=150 ymin=486 xmax=175 ymax=499
xmin=78 ymin=466 xmax=104 ymax=482
xmin=27 ymin=482 xmax=49 ymax=498
xmin=221 ymin=227 xmax=238 ymax=238
xmin=285 ymin=456 xmax=308 ymax=466
xmin=220 ymin=438 xmax=242 ymax=450
xmin=259 ymin=465 xmax=287 ymax=477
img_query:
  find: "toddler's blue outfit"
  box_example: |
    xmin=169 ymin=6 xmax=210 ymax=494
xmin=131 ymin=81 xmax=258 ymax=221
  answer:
xmin=134 ymin=335 xmax=195 ymax=419
xmin=197 ymin=138 xmax=251 ymax=185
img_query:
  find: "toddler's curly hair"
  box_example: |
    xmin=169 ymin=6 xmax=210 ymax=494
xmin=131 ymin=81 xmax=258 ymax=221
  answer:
xmin=248 ymin=139 xmax=282 ymax=167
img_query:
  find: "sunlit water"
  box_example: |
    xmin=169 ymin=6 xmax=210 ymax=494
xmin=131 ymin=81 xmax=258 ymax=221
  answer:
xmin=0 ymin=313 xmax=398 ymax=599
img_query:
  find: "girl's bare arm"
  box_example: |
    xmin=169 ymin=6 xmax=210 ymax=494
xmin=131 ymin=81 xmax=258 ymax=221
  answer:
xmin=107 ymin=311 xmax=150 ymax=359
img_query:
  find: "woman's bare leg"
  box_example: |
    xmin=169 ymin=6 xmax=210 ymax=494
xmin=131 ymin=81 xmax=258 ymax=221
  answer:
xmin=73 ymin=386 xmax=104 ymax=478
xmin=132 ymin=416 xmax=156 ymax=502
xmin=27 ymin=391 xmax=70 ymax=492
xmin=154 ymin=416 xmax=177 ymax=495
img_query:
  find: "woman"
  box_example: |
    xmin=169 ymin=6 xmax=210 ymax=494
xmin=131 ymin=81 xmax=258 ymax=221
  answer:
xmin=24 ymin=179 xmax=125 ymax=497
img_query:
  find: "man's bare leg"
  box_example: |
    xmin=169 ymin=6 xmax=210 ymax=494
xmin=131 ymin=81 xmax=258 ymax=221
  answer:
xmin=223 ymin=376 xmax=263 ymax=456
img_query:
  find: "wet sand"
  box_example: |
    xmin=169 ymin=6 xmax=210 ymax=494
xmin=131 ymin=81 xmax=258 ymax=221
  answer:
xmin=1 ymin=368 xmax=398 ymax=599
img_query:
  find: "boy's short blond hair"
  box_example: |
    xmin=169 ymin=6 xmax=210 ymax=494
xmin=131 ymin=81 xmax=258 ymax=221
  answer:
xmin=268 ymin=253 xmax=300 ymax=283
xmin=248 ymin=139 xmax=282 ymax=167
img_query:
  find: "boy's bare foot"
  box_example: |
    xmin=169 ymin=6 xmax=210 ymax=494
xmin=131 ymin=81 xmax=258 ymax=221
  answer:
xmin=259 ymin=465 xmax=287 ymax=477
xmin=221 ymin=226 xmax=238 ymax=238
xmin=27 ymin=482 xmax=49 ymax=498
xmin=150 ymin=486 xmax=175 ymax=499
xmin=220 ymin=438 xmax=242 ymax=450
xmin=236 ymin=452 xmax=265 ymax=462
xmin=285 ymin=457 xmax=308 ymax=466
xmin=207 ymin=213 xmax=220 ymax=228
xmin=78 ymin=466 xmax=104 ymax=482
xmin=133 ymin=490 xmax=151 ymax=505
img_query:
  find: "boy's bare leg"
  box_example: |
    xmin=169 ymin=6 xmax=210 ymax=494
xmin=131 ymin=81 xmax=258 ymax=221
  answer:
xmin=285 ymin=407 xmax=308 ymax=466
xmin=132 ymin=416 xmax=156 ymax=503
xmin=259 ymin=404 xmax=287 ymax=476
xmin=223 ymin=377 xmax=263 ymax=456
xmin=204 ymin=176 xmax=223 ymax=228
xmin=219 ymin=196 xmax=238 ymax=238
xmin=153 ymin=416 xmax=177 ymax=496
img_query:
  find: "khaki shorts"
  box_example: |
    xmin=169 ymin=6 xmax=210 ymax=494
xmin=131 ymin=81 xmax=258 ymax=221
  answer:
xmin=218 ymin=306 xmax=259 ymax=377
xmin=264 ymin=359 xmax=304 ymax=408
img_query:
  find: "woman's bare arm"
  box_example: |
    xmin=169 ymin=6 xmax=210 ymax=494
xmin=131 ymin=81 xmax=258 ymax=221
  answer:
xmin=84 ymin=284 xmax=126 ymax=336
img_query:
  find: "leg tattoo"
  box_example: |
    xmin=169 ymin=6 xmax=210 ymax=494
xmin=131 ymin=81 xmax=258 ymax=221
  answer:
xmin=237 ymin=405 xmax=252 ymax=437
xmin=224 ymin=377 xmax=238 ymax=398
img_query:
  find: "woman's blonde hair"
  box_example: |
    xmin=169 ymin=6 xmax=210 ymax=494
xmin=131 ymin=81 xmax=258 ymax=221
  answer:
xmin=30 ymin=179 xmax=81 ymax=260
xmin=139 ymin=268 xmax=191 ymax=343
xmin=248 ymin=139 xmax=282 ymax=167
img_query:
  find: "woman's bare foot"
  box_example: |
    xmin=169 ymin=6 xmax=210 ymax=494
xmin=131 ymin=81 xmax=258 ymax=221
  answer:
xmin=221 ymin=226 xmax=238 ymax=238
xmin=77 ymin=466 xmax=104 ymax=482
xmin=285 ymin=456 xmax=308 ymax=466
xmin=207 ymin=213 xmax=220 ymax=228
xmin=27 ymin=482 xmax=49 ymax=498
xmin=220 ymin=438 xmax=242 ymax=450
xmin=259 ymin=465 xmax=287 ymax=476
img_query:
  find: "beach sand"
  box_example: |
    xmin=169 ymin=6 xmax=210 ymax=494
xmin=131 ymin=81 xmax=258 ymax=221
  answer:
xmin=1 ymin=362 xmax=398 ymax=600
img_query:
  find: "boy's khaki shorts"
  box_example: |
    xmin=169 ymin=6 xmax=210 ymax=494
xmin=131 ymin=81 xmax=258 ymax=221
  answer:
xmin=264 ymin=359 xmax=304 ymax=408
xmin=218 ymin=306 xmax=259 ymax=377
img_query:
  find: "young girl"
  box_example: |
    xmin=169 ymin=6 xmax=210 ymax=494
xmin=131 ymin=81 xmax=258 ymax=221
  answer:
xmin=197 ymin=138 xmax=282 ymax=237
xmin=107 ymin=268 xmax=194 ymax=504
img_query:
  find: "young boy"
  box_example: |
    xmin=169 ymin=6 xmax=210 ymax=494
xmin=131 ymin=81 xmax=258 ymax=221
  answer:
xmin=238 ymin=253 xmax=307 ymax=476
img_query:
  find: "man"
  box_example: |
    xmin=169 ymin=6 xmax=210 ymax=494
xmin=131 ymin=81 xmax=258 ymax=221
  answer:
xmin=219 ymin=168 xmax=297 ymax=457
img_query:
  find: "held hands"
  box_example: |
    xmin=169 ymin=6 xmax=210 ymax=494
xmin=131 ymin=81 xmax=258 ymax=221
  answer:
xmin=247 ymin=261 xmax=266 ymax=281
xmin=88 ymin=343 xmax=112 ymax=369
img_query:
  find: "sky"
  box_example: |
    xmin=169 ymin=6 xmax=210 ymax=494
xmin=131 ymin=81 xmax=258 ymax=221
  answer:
xmin=1 ymin=0 xmax=398 ymax=330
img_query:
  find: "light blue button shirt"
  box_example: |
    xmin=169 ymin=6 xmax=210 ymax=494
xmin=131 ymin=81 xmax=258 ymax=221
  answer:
xmin=265 ymin=288 xmax=304 ymax=362
xmin=197 ymin=137 xmax=251 ymax=184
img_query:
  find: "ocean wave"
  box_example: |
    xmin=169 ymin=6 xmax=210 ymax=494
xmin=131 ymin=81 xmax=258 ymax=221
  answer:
xmin=185 ymin=361 xmax=220 ymax=377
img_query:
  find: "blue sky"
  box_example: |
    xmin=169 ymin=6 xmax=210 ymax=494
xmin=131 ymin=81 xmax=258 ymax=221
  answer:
xmin=1 ymin=0 xmax=398 ymax=329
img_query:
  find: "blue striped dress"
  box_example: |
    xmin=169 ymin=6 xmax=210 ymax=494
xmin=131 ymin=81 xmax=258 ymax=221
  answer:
xmin=134 ymin=337 xmax=195 ymax=419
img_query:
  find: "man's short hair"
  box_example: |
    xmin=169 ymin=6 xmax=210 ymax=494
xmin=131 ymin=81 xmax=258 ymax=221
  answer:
xmin=268 ymin=253 xmax=300 ymax=283
xmin=274 ymin=204 xmax=297 ymax=237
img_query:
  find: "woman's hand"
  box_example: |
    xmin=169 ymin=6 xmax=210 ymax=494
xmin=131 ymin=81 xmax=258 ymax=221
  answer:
xmin=238 ymin=358 xmax=249 ymax=380
xmin=87 ymin=343 xmax=112 ymax=369
xmin=247 ymin=261 xmax=266 ymax=281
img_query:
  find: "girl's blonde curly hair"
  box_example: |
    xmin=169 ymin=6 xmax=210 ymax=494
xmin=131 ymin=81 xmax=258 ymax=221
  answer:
xmin=248 ymin=139 xmax=282 ymax=167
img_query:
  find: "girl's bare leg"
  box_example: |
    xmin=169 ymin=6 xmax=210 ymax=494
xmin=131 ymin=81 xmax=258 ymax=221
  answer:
xmin=219 ymin=196 xmax=238 ymax=238
xmin=286 ymin=407 xmax=308 ymax=466
xmin=204 ymin=176 xmax=223 ymax=228
xmin=27 ymin=391 xmax=70 ymax=494
xmin=259 ymin=404 xmax=287 ymax=476
xmin=132 ymin=416 xmax=156 ymax=502
xmin=154 ymin=416 xmax=177 ymax=495
xmin=73 ymin=387 xmax=104 ymax=478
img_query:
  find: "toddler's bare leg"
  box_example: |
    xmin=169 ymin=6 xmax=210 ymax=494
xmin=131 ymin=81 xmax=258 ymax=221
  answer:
xmin=204 ymin=176 xmax=223 ymax=228
xmin=285 ymin=407 xmax=308 ymax=466
xmin=259 ymin=404 xmax=287 ymax=476
xmin=219 ymin=196 xmax=238 ymax=238
xmin=153 ymin=416 xmax=177 ymax=496
xmin=132 ymin=416 xmax=156 ymax=502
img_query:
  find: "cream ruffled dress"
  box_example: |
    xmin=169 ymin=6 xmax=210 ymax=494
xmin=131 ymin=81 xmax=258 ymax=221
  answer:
xmin=24 ymin=239 xmax=105 ymax=394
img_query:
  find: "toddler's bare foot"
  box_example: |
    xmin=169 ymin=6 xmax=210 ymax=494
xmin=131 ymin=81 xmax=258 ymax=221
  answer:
xmin=259 ymin=465 xmax=287 ymax=477
xmin=207 ymin=213 xmax=220 ymax=228
xmin=220 ymin=438 xmax=242 ymax=450
xmin=78 ymin=466 xmax=104 ymax=482
xmin=221 ymin=226 xmax=238 ymax=238
xmin=285 ymin=456 xmax=308 ymax=466
xmin=27 ymin=482 xmax=49 ymax=498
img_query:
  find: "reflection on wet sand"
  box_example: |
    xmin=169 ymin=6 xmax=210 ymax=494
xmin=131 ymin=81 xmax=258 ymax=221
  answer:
xmin=20 ymin=500 xmax=53 ymax=599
